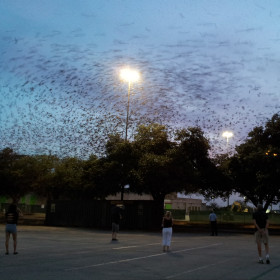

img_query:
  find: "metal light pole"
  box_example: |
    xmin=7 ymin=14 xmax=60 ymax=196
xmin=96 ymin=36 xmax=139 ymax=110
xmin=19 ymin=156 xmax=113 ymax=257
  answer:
xmin=119 ymin=68 xmax=140 ymax=200
xmin=222 ymin=131 xmax=233 ymax=153
xmin=120 ymin=67 xmax=140 ymax=141
xmin=222 ymin=131 xmax=233 ymax=206
xmin=125 ymin=80 xmax=131 ymax=141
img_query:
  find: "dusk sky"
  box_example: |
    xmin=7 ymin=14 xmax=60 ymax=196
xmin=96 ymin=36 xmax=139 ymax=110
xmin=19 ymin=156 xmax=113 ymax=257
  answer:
xmin=1 ymin=0 xmax=280 ymax=158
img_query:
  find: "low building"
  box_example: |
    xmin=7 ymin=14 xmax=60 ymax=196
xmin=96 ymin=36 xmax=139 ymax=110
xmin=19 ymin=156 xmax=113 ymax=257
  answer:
xmin=106 ymin=192 xmax=206 ymax=213
xmin=106 ymin=193 xmax=153 ymax=201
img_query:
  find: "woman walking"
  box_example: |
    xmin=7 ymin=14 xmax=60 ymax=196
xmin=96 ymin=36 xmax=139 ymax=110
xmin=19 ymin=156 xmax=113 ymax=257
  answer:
xmin=162 ymin=211 xmax=173 ymax=252
xmin=5 ymin=204 xmax=21 ymax=255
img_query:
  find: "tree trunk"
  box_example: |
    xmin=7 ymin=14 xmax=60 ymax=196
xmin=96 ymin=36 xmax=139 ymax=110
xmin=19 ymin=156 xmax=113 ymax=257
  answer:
xmin=151 ymin=193 xmax=165 ymax=228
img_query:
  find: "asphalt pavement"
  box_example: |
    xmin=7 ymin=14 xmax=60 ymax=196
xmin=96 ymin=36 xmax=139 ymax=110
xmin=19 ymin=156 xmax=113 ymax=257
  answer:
xmin=0 ymin=225 xmax=279 ymax=280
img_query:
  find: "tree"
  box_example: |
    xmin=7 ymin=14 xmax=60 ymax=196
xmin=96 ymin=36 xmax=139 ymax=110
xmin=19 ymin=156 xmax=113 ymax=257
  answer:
xmin=175 ymin=127 xmax=228 ymax=198
xmin=82 ymin=155 xmax=121 ymax=199
xmin=126 ymin=124 xmax=177 ymax=224
xmin=105 ymin=134 xmax=139 ymax=199
xmin=202 ymin=153 xmax=234 ymax=202
xmin=50 ymin=157 xmax=84 ymax=200
xmin=26 ymin=155 xmax=59 ymax=201
xmin=228 ymin=114 xmax=280 ymax=210
xmin=0 ymin=148 xmax=44 ymax=202
xmin=0 ymin=149 xmax=62 ymax=202
xmin=126 ymin=124 xmax=216 ymax=224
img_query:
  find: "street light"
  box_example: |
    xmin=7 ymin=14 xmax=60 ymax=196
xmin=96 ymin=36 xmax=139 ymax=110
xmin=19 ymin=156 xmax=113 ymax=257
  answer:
xmin=222 ymin=131 xmax=233 ymax=144
xmin=222 ymin=131 xmax=233 ymax=207
xmin=119 ymin=67 xmax=140 ymax=201
xmin=119 ymin=67 xmax=140 ymax=141
xmin=222 ymin=131 xmax=234 ymax=152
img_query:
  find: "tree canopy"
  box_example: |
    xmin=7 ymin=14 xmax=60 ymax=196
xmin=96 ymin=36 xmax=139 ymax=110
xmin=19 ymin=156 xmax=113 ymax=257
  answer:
xmin=127 ymin=124 xmax=216 ymax=205
xmin=2 ymin=115 xmax=280 ymax=212
xmin=228 ymin=114 xmax=280 ymax=209
xmin=0 ymin=123 xmax=218 ymax=209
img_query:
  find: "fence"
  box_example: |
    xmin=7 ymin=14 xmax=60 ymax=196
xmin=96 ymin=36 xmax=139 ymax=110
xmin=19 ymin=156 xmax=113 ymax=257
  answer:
xmin=0 ymin=203 xmax=46 ymax=214
xmin=188 ymin=211 xmax=280 ymax=225
xmin=168 ymin=209 xmax=186 ymax=220
xmin=45 ymin=200 xmax=161 ymax=230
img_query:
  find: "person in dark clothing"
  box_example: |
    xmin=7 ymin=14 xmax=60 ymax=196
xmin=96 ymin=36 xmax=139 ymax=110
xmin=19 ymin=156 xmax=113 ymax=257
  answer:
xmin=5 ymin=204 xmax=21 ymax=255
xmin=209 ymin=209 xmax=218 ymax=236
xmin=253 ymin=204 xmax=270 ymax=264
xmin=111 ymin=205 xmax=122 ymax=241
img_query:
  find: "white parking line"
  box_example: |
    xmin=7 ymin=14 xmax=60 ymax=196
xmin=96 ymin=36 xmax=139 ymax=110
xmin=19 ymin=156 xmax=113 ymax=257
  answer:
xmin=112 ymin=243 xmax=161 ymax=249
xmin=65 ymin=243 xmax=222 ymax=271
xmin=112 ymin=240 xmax=192 ymax=250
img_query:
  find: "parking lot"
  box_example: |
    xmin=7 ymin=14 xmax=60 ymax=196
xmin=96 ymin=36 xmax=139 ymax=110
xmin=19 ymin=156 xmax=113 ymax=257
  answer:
xmin=0 ymin=225 xmax=279 ymax=280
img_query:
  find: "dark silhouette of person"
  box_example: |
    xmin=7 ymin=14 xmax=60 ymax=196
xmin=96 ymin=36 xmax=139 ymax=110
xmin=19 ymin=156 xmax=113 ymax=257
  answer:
xmin=5 ymin=204 xmax=21 ymax=255
xmin=253 ymin=204 xmax=270 ymax=264
xmin=209 ymin=209 xmax=218 ymax=236
xmin=111 ymin=205 xmax=122 ymax=241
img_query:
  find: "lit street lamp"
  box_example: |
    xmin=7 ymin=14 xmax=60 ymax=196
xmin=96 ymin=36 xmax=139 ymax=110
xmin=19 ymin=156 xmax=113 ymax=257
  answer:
xmin=222 ymin=131 xmax=233 ymax=144
xmin=222 ymin=131 xmax=233 ymax=207
xmin=119 ymin=67 xmax=140 ymax=201
xmin=119 ymin=67 xmax=140 ymax=141
xmin=222 ymin=131 xmax=233 ymax=153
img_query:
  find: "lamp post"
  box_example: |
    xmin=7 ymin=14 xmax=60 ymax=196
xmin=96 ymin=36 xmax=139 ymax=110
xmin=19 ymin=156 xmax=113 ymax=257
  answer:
xmin=222 ymin=131 xmax=233 ymax=155
xmin=222 ymin=131 xmax=233 ymax=146
xmin=222 ymin=131 xmax=233 ymax=206
xmin=119 ymin=67 xmax=140 ymax=141
xmin=119 ymin=68 xmax=140 ymax=201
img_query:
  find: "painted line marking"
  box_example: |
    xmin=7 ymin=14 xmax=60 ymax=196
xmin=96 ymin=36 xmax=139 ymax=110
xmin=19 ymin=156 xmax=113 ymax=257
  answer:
xmin=113 ymin=243 xmax=161 ymax=249
xmin=65 ymin=243 xmax=222 ymax=271
xmin=112 ymin=240 xmax=193 ymax=250
xmin=165 ymin=259 xmax=231 ymax=279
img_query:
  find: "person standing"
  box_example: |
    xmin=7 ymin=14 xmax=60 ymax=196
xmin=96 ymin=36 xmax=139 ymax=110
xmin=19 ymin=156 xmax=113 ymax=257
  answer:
xmin=5 ymin=204 xmax=21 ymax=255
xmin=253 ymin=204 xmax=270 ymax=264
xmin=111 ymin=205 xmax=122 ymax=241
xmin=162 ymin=211 xmax=173 ymax=252
xmin=209 ymin=209 xmax=218 ymax=236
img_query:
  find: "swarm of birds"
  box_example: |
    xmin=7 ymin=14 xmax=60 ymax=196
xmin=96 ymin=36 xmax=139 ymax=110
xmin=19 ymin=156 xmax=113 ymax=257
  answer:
xmin=0 ymin=1 xmax=279 ymax=158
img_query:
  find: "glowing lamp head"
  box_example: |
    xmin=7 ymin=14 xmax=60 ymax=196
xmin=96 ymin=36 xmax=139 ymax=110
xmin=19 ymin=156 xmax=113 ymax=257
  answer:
xmin=222 ymin=131 xmax=233 ymax=139
xmin=120 ymin=68 xmax=140 ymax=83
xmin=222 ymin=131 xmax=233 ymax=143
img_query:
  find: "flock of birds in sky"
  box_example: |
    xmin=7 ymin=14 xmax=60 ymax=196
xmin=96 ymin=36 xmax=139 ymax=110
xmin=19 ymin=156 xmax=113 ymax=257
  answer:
xmin=1 ymin=0 xmax=280 ymax=158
